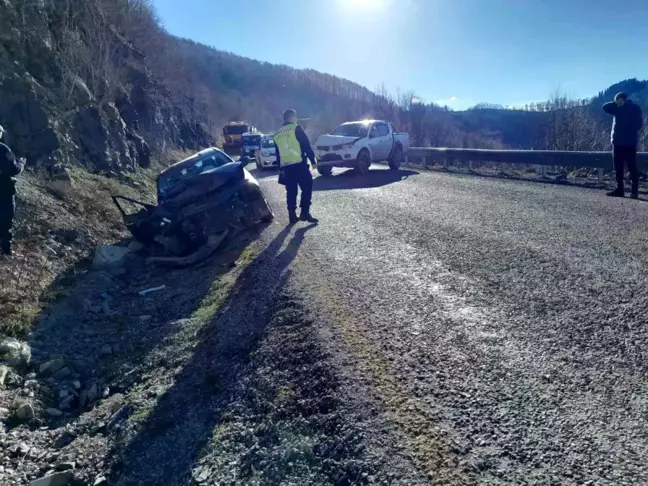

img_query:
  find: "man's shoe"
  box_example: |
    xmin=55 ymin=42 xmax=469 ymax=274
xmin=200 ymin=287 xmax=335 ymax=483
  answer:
xmin=299 ymin=213 xmax=319 ymax=224
xmin=631 ymin=192 xmax=639 ymax=199
xmin=606 ymin=189 xmax=625 ymax=197
xmin=288 ymin=211 xmax=299 ymax=224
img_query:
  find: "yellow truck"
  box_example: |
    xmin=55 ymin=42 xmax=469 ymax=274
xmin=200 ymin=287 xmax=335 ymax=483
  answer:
xmin=222 ymin=122 xmax=257 ymax=150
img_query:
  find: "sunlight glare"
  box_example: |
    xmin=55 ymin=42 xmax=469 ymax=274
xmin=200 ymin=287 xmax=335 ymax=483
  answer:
xmin=338 ymin=0 xmax=390 ymax=12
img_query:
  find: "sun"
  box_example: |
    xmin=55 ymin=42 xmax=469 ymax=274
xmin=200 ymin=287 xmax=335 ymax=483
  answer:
xmin=337 ymin=0 xmax=390 ymax=11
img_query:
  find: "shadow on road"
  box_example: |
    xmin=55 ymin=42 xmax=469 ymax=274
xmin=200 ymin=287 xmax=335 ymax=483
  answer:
xmin=313 ymin=168 xmax=418 ymax=191
xmin=107 ymin=222 xmax=316 ymax=484
xmin=248 ymin=166 xmax=280 ymax=180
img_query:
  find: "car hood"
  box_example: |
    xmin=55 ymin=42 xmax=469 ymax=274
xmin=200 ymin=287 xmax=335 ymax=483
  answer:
xmin=315 ymin=135 xmax=361 ymax=147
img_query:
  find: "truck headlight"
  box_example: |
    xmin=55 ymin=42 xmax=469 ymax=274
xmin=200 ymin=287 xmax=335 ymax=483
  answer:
xmin=333 ymin=142 xmax=355 ymax=151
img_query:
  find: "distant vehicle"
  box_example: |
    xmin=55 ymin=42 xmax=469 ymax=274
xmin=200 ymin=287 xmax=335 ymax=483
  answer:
xmin=223 ymin=122 xmax=257 ymax=149
xmin=255 ymin=136 xmax=278 ymax=170
xmin=113 ymin=148 xmax=272 ymax=265
xmin=241 ymin=132 xmax=263 ymax=158
xmin=314 ymin=120 xmax=410 ymax=176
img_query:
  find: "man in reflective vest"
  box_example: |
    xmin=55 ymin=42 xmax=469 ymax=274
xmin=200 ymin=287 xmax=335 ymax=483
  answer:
xmin=274 ymin=109 xmax=318 ymax=224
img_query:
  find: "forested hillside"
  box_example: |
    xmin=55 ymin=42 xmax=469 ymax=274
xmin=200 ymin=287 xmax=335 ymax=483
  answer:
xmin=0 ymin=0 xmax=646 ymax=176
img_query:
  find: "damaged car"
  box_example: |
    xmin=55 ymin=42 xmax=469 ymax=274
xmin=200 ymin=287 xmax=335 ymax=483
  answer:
xmin=113 ymin=148 xmax=273 ymax=266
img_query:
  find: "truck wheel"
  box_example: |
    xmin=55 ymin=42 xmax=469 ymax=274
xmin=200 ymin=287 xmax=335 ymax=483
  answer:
xmin=317 ymin=165 xmax=332 ymax=176
xmin=389 ymin=145 xmax=403 ymax=170
xmin=355 ymin=150 xmax=371 ymax=175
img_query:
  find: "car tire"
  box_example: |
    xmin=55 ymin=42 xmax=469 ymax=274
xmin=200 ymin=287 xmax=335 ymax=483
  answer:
xmin=355 ymin=150 xmax=371 ymax=175
xmin=389 ymin=145 xmax=403 ymax=170
xmin=317 ymin=165 xmax=333 ymax=176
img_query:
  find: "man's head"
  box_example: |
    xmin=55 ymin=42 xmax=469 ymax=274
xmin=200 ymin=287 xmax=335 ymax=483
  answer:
xmin=283 ymin=109 xmax=297 ymax=124
xmin=615 ymin=92 xmax=628 ymax=107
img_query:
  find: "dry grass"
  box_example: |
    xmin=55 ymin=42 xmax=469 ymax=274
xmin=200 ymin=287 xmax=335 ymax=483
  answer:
xmin=0 ymin=150 xmax=192 ymax=338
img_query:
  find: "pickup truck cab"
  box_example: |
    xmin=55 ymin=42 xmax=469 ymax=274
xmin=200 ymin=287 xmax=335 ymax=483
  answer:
xmin=315 ymin=120 xmax=410 ymax=175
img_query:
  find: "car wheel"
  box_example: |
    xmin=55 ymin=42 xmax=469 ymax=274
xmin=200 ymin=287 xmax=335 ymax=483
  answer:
xmin=317 ymin=165 xmax=333 ymax=176
xmin=389 ymin=145 xmax=403 ymax=170
xmin=355 ymin=150 xmax=371 ymax=175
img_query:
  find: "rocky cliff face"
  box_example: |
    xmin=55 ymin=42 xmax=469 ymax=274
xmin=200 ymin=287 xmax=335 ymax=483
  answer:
xmin=0 ymin=0 xmax=212 ymax=174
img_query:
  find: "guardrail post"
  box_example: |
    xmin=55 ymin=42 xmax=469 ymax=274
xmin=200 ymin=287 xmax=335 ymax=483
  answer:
xmin=542 ymin=166 xmax=548 ymax=178
xmin=423 ymin=156 xmax=428 ymax=169
xmin=469 ymin=160 xmax=474 ymax=171
xmin=597 ymin=167 xmax=603 ymax=183
xmin=443 ymin=157 xmax=449 ymax=170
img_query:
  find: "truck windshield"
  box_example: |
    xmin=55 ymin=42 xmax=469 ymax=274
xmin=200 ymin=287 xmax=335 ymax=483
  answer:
xmin=224 ymin=125 xmax=248 ymax=135
xmin=331 ymin=123 xmax=369 ymax=138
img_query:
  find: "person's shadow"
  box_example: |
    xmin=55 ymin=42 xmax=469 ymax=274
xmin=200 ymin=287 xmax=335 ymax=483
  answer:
xmin=107 ymin=223 xmax=317 ymax=485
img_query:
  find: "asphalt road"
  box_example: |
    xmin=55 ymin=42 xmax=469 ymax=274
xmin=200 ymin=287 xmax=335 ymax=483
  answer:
xmin=249 ymin=164 xmax=648 ymax=485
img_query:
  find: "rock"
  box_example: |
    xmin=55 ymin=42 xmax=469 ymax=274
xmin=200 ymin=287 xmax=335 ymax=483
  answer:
xmin=87 ymin=383 xmax=99 ymax=403
xmin=139 ymin=315 xmax=152 ymax=322
xmin=47 ymin=167 xmax=73 ymax=199
xmin=102 ymin=301 xmax=111 ymax=314
xmin=127 ymin=240 xmax=145 ymax=252
xmin=0 ymin=337 xmax=31 ymax=367
xmin=16 ymin=402 xmax=35 ymax=421
xmin=58 ymin=396 xmax=74 ymax=411
xmin=15 ymin=442 xmax=30 ymax=456
xmin=55 ymin=462 xmax=75 ymax=471
xmin=102 ymin=386 xmax=110 ymax=398
xmin=0 ymin=365 xmax=8 ymax=385
xmin=0 ymin=407 xmax=11 ymax=419
xmin=93 ymin=476 xmax=108 ymax=486
xmin=59 ymin=389 xmax=69 ymax=399
xmin=99 ymin=345 xmax=112 ymax=357
xmin=72 ymin=380 xmax=81 ymax=390
xmin=47 ymin=408 xmax=63 ymax=417
xmin=53 ymin=431 xmax=77 ymax=449
xmin=40 ymin=358 xmax=66 ymax=376
xmin=92 ymin=245 xmax=131 ymax=269
xmin=53 ymin=367 xmax=72 ymax=380
xmin=27 ymin=471 xmax=74 ymax=486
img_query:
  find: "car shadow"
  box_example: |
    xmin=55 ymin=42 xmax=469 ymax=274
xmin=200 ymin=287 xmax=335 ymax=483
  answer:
xmin=313 ymin=168 xmax=418 ymax=191
xmin=248 ymin=166 xmax=279 ymax=180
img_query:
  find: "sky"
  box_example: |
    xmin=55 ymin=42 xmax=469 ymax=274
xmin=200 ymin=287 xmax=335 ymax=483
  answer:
xmin=152 ymin=0 xmax=648 ymax=110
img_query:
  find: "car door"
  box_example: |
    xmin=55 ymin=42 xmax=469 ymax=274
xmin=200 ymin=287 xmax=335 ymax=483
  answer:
xmin=374 ymin=122 xmax=392 ymax=160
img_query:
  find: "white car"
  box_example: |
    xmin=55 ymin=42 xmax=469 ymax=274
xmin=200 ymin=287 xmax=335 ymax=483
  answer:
xmin=255 ymin=136 xmax=278 ymax=170
xmin=314 ymin=120 xmax=410 ymax=175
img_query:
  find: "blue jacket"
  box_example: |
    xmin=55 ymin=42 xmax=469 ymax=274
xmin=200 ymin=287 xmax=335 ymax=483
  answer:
xmin=602 ymin=99 xmax=643 ymax=147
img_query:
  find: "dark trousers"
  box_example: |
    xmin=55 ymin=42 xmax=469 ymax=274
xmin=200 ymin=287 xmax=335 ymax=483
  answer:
xmin=0 ymin=195 xmax=15 ymax=252
xmin=283 ymin=163 xmax=313 ymax=214
xmin=613 ymin=145 xmax=639 ymax=195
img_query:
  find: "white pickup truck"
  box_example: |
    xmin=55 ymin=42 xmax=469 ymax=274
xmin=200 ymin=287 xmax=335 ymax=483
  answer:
xmin=314 ymin=120 xmax=410 ymax=175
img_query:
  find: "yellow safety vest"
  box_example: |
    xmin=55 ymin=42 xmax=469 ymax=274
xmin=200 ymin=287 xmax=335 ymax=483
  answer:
xmin=274 ymin=124 xmax=303 ymax=166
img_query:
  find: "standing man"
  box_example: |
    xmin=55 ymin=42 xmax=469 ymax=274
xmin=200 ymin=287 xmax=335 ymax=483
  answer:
xmin=274 ymin=109 xmax=318 ymax=224
xmin=0 ymin=126 xmax=24 ymax=256
xmin=603 ymin=92 xmax=643 ymax=198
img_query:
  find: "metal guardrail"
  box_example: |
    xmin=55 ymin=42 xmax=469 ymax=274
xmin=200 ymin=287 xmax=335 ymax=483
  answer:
xmin=407 ymin=147 xmax=648 ymax=171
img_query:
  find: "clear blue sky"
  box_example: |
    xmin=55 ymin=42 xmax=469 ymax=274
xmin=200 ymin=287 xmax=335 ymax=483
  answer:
xmin=152 ymin=0 xmax=648 ymax=110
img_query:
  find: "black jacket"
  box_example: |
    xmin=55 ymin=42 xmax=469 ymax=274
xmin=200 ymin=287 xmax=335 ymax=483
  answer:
xmin=602 ymin=99 xmax=643 ymax=147
xmin=0 ymin=143 xmax=23 ymax=196
xmin=274 ymin=123 xmax=315 ymax=168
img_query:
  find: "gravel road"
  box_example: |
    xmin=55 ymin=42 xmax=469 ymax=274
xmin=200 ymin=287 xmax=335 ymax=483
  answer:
xmin=250 ymin=164 xmax=648 ymax=486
